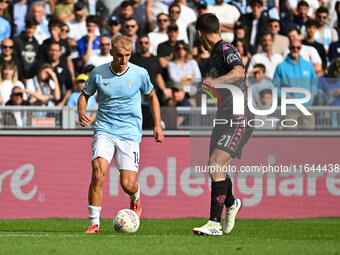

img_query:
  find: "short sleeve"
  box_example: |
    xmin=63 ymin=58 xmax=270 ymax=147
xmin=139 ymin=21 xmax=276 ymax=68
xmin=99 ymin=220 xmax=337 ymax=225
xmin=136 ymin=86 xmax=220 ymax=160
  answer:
xmin=141 ymin=70 xmax=154 ymax=95
xmin=222 ymin=46 xmax=244 ymax=69
xmin=82 ymin=72 xmax=97 ymax=96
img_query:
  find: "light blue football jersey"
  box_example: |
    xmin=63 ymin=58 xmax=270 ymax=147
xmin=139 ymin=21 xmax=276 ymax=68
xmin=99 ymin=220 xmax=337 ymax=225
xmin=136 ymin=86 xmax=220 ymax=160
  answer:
xmin=82 ymin=62 xmax=154 ymax=143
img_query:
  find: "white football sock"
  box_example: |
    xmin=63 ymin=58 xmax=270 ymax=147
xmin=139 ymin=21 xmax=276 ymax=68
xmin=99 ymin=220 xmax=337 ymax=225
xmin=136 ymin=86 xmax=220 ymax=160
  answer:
xmin=88 ymin=205 xmax=101 ymax=226
xmin=129 ymin=182 xmax=140 ymax=202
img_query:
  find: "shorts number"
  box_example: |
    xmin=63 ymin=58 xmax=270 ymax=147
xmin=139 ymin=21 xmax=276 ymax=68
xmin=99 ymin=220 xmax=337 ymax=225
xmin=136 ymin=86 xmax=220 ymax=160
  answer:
xmin=133 ymin=152 xmax=139 ymax=164
xmin=217 ymin=135 xmax=231 ymax=147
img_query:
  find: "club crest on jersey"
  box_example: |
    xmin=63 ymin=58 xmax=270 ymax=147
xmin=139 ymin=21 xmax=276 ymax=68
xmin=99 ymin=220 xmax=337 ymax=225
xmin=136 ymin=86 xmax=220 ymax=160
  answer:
xmin=227 ymin=53 xmax=240 ymax=64
xmin=127 ymin=81 xmax=135 ymax=88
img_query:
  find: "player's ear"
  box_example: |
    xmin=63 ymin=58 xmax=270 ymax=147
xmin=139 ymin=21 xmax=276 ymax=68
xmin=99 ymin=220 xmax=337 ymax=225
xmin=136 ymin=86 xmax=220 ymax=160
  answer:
xmin=197 ymin=30 xmax=202 ymax=37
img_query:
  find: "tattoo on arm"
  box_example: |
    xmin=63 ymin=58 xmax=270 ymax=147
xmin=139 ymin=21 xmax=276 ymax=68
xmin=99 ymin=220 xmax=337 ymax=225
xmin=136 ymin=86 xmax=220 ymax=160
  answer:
xmin=217 ymin=66 xmax=245 ymax=84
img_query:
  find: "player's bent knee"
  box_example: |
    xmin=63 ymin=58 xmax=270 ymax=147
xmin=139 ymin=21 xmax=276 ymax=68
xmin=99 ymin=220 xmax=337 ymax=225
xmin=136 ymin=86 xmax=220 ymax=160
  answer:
xmin=120 ymin=179 xmax=136 ymax=194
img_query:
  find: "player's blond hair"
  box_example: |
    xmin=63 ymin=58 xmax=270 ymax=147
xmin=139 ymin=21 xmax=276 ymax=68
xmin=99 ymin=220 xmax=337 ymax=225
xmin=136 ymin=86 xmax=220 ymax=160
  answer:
xmin=111 ymin=36 xmax=133 ymax=52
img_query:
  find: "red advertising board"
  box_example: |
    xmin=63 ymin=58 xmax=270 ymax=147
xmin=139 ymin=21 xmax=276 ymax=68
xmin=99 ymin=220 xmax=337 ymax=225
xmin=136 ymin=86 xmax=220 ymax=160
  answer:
xmin=0 ymin=136 xmax=339 ymax=219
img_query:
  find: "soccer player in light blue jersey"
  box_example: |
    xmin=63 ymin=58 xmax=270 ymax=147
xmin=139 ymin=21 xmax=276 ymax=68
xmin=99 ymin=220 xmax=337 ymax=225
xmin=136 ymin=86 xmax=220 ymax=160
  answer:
xmin=78 ymin=36 xmax=164 ymax=234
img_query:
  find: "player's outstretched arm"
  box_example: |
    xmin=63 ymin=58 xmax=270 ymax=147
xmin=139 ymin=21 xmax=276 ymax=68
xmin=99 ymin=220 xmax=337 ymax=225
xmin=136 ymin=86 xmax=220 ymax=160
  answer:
xmin=147 ymin=90 xmax=164 ymax=143
xmin=77 ymin=91 xmax=92 ymax=127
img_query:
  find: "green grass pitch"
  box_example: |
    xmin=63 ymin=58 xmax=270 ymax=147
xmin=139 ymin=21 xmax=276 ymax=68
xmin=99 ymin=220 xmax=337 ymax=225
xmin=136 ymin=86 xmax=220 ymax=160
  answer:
xmin=0 ymin=218 xmax=340 ymax=255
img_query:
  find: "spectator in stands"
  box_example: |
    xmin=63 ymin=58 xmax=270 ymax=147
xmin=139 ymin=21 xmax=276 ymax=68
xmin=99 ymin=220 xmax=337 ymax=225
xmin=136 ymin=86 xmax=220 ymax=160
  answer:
xmin=208 ymin=0 xmax=240 ymax=42
xmin=54 ymin=0 xmax=76 ymax=23
xmin=266 ymin=18 xmax=289 ymax=55
xmin=38 ymin=20 xmax=75 ymax=83
xmin=168 ymin=3 xmax=189 ymax=43
xmin=60 ymin=23 xmax=70 ymax=41
xmin=67 ymin=2 xmax=93 ymax=42
xmin=0 ymin=38 xmax=22 ymax=80
xmin=193 ymin=41 xmax=210 ymax=78
xmin=67 ymin=73 xmax=97 ymax=125
xmin=274 ymin=39 xmax=317 ymax=129
xmin=130 ymin=35 xmax=172 ymax=105
xmin=174 ymin=0 xmax=197 ymax=43
xmin=0 ymin=5 xmax=10 ymax=46
xmin=123 ymin=17 xmax=139 ymax=53
xmin=283 ymin=28 xmax=322 ymax=76
xmin=169 ymin=84 xmax=191 ymax=127
xmin=3 ymin=86 xmax=31 ymax=127
xmin=13 ymin=0 xmax=29 ymax=36
xmin=148 ymin=13 xmax=169 ymax=56
xmin=232 ymin=23 xmax=255 ymax=54
xmin=157 ymin=23 xmax=179 ymax=82
xmin=112 ymin=0 xmax=148 ymax=36
xmin=302 ymin=20 xmax=327 ymax=72
xmin=31 ymin=1 xmax=50 ymax=45
xmin=248 ymin=33 xmax=283 ymax=80
xmin=239 ymin=0 xmax=269 ymax=50
xmin=287 ymin=0 xmax=319 ymax=18
xmin=247 ymin=63 xmax=274 ymax=106
xmin=187 ymin=0 xmax=208 ymax=50
xmin=0 ymin=61 xmax=25 ymax=105
xmin=328 ymin=38 xmax=340 ymax=62
xmin=77 ymin=15 xmax=101 ymax=69
xmin=318 ymin=59 xmax=340 ymax=107
xmin=256 ymin=88 xmax=282 ymax=129
xmin=25 ymin=63 xmax=60 ymax=106
xmin=44 ymin=41 xmax=73 ymax=106
xmin=106 ymin=16 xmax=122 ymax=39
xmin=283 ymin=0 xmax=310 ymax=36
xmin=314 ymin=7 xmax=338 ymax=53
xmin=232 ymin=38 xmax=250 ymax=71
xmin=0 ymin=0 xmax=12 ymax=24
xmin=168 ymin=41 xmax=201 ymax=94
xmin=85 ymin=36 xmax=112 ymax=67
xmin=112 ymin=0 xmax=134 ymax=30
xmin=13 ymin=18 xmax=39 ymax=80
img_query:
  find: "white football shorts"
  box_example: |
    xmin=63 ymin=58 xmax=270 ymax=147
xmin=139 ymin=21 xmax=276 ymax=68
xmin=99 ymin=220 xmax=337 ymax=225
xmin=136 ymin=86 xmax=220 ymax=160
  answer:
xmin=92 ymin=134 xmax=140 ymax=172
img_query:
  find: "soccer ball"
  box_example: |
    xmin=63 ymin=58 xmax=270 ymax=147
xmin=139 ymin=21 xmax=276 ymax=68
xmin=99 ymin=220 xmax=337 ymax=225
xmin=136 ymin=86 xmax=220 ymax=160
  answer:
xmin=113 ymin=209 xmax=140 ymax=233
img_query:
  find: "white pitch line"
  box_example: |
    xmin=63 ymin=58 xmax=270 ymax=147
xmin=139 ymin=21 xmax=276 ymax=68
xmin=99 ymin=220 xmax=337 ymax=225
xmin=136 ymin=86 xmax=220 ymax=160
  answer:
xmin=0 ymin=234 xmax=179 ymax=237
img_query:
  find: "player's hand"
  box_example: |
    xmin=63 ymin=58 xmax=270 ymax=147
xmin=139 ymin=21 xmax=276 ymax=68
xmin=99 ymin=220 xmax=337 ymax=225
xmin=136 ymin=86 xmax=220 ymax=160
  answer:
xmin=78 ymin=111 xmax=92 ymax=127
xmin=202 ymin=78 xmax=215 ymax=89
xmin=154 ymin=125 xmax=164 ymax=143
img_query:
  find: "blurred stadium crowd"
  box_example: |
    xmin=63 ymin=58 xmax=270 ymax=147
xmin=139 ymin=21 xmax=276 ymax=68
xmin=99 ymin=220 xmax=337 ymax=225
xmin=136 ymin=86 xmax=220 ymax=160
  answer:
xmin=0 ymin=0 xmax=340 ymax=128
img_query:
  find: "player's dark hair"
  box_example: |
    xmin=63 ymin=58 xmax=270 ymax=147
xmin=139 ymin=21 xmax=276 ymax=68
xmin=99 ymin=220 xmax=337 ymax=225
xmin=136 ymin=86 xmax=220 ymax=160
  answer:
xmin=259 ymin=89 xmax=272 ymax=98
xmin=254 ymin=63 xmax=266 ymax=73
xmin=316 ymin=6 xmax=328 ymax=15
xmin=120 ymin=0 xmax=133 ymax=8
xmin=86 ymin=15 xmax=99 ymax=26
xmin=25 ymin=18 xmax=38 ymax=28
xmin=297 ymin=1 xmax=309 ymax=8
xmin=195 ymin=13 xmax=220 ymax=34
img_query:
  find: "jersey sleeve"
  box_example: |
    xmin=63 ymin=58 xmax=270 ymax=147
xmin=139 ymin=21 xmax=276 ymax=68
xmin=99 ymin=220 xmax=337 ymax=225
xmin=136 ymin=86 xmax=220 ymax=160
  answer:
xmin=222 ymin=46 xmax=244 ymax=69
xmin=141 ymin=69 xmax=154 ymax=95
xmin=82 ymin=72 xmax=97 ymax=96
